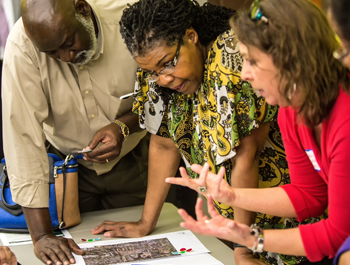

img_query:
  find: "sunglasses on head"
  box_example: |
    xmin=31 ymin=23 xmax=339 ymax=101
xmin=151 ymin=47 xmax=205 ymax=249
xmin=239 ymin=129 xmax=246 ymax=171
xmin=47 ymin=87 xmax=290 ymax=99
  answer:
xmin=250 ymin=0 xmax=268 ymax=24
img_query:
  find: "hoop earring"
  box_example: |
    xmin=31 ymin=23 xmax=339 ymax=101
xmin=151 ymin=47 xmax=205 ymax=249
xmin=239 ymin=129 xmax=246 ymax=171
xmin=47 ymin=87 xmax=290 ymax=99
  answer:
xmin=288 ymin=83 xmax=297 ymax=100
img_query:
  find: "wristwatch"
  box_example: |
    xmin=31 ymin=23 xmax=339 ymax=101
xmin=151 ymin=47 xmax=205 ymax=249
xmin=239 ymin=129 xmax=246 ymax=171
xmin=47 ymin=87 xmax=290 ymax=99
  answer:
xmin=113 ymin=120 xmax=130 ymax=141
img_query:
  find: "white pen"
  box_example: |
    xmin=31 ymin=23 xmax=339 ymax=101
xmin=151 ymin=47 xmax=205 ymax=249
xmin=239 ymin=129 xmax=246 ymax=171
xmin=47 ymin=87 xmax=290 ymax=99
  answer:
xmin=120 ymin=92 xmax=134 ymax=100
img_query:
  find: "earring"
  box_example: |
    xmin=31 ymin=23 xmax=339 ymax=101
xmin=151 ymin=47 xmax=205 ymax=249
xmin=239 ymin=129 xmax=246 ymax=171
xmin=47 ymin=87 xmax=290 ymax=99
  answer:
xmin=288 ymin=83 xmax=297 ymax=100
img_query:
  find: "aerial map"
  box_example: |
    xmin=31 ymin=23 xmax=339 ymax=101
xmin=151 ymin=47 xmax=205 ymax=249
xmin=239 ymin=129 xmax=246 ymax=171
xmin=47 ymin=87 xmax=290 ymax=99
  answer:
xmin=82 ymin=237 xmax=178 ymax=264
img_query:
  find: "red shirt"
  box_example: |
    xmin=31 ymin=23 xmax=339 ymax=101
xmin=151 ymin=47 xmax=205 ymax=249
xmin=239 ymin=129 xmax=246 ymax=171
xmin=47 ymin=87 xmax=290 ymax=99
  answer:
xmin=278 ymin=87 xmax=350 ymax=262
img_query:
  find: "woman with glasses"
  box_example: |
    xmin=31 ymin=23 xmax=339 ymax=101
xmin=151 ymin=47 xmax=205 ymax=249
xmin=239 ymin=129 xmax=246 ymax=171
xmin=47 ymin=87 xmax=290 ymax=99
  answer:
xmin=166 ymin=0 xmax=350 ymax=264
xmin=117 ymin=0 xmax=320 ymax=264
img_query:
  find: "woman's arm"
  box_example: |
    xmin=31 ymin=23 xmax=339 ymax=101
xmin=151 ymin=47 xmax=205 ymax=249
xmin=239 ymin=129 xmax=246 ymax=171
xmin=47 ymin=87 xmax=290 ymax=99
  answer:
xmin=168 ymin=164 xmax=297 ymax=218
xmin=92 ymin=134 xmax=181 ymax=237
xmin=178 ymin=196 xmax=306 ymax=256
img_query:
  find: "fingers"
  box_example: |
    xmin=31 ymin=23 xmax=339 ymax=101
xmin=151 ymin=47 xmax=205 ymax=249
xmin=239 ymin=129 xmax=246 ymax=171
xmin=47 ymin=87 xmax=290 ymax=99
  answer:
xmin=92 ymin=221 xmax=149 ymax=238
xmin=67 ymin=239 xmax=85 ymax=256
xmin=165 ymin=167 xmax=190 ymax=186
xmin=190 ymin=164 xmax=204 ymax=174
xmin=91 ymin=220 xmax=117 ymax=234
xmin=0 ymin=246 xmax=17 ymax=265
xmin=194 ymin=197 xmax=208 ymax=222
xmin=198 ymin=163 xmax=210 ymax=188
xmin=34 ymin=236 xmax=83 ymax=265
xmin=206 ymin=196 xmax=220 ymax=218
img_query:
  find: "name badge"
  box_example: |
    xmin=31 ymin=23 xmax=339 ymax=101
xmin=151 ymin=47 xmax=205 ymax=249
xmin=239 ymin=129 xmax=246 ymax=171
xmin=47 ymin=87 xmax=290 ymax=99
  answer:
xmin=305 ymin=149 xmax=321 ymax=172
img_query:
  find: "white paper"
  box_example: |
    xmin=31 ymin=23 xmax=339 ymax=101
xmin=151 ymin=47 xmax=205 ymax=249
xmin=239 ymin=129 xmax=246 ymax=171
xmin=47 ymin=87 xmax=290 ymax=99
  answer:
xmin=0 ymin=229 xmax=72 ymax=246
xmin=73 ymin=230 xmax=223 ymax=265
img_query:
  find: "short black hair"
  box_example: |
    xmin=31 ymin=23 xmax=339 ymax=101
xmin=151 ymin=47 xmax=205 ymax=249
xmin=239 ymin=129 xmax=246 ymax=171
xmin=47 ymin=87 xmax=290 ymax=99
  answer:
xmin=119 ymin=0 xmax=235 ymax=56
xmin=330 ymin=0 xmax=350 ymax=42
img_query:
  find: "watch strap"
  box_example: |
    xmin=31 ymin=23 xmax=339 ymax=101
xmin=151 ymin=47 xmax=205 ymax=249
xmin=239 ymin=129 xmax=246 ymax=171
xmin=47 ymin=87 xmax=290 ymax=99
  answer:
xmin=113 ymin=120 xmax=129 ymax=141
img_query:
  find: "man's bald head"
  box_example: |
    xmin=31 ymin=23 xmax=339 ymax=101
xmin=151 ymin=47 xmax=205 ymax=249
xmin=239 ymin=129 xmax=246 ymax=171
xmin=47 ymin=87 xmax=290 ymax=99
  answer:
xmin=21 ymin=0 xmax=76 ymax=39
xmin=20 ymin=0 xmax=94 ymax=53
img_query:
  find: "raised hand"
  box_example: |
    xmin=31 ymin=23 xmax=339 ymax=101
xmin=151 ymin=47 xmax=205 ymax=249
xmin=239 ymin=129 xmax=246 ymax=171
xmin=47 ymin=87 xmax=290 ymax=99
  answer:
xmin=166 ymin=163 xmax=236 ymax=206
xmin=178 ymin=196 xmax=254 ymax=247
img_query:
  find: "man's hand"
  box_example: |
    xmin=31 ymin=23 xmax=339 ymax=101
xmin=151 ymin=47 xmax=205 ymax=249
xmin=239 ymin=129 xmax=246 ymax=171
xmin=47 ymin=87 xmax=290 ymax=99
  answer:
xmin=83 ymin=123 xmax=123 ymax=164
xmin=91 ymin=219 xmax=152 ymax=238
xmin=0 ymin=246 xmax=17 ymax=265
xmin=34 ymin=235 xmax=84 ymax=265
xmin=234 ymin=248 xmax=266 ymax=265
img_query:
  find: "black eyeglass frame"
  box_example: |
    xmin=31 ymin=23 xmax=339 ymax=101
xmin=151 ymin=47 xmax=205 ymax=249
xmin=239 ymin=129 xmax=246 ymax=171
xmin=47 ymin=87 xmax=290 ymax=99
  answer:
xmin=146 ymin=38 xmax=183 ymax=82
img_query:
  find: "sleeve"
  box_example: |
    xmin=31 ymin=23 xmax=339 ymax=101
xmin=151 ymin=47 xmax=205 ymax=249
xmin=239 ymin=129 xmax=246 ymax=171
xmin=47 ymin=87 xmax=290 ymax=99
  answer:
xmin=132 ymin=68 xmax=169 ymax=136
xmin=301 ymin=119 xmax=350 ymax=261
xmin=2 ymin=38 xmax=51 ymax=207
xmin=334 ymin=236 xmax=350 ymax=265
xmin=229 ymin=81 xmax=278 ymax=144
xmin=278 ymin=108 xmax=350 ymax=261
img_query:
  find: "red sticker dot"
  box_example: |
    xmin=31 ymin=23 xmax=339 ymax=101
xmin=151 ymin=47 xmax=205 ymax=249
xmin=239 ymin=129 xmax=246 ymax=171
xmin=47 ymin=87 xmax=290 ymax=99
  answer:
xmin=180 ymin=248 xmax=186 ymax=251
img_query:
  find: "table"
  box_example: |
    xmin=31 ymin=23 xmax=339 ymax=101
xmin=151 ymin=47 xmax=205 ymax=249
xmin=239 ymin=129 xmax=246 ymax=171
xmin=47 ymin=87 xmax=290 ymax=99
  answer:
xmin=1 ymin=203 xmax=236 ymax=264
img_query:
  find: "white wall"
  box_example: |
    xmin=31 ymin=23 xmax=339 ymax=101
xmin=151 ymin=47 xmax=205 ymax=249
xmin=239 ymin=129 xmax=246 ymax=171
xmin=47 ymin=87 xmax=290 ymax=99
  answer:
xmin=197 ymin=0 xmax=207 ymax=5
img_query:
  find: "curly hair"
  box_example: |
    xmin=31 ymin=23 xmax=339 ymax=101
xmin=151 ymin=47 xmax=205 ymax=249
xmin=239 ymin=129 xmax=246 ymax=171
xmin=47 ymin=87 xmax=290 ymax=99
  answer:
xmin=231 ymin=0 xmax=350 ymax=127
xmin=329 ymin=0 xmax=350 ymax=42
xmin=119 ymin=0 xmax=235 ymax=57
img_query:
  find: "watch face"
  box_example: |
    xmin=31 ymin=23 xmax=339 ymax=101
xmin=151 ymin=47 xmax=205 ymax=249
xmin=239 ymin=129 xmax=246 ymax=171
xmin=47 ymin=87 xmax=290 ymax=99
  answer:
xmin=124 ymin=126 xmax=130 ymax=136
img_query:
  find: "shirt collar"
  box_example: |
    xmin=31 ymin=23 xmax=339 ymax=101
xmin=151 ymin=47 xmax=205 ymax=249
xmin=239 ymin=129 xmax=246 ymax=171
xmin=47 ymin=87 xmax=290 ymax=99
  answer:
xmin=86 ymin=0 xmax=104 ymax=60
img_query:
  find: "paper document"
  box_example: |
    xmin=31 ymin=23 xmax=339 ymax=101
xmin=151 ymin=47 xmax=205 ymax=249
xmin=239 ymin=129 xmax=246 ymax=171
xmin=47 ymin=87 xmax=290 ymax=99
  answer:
xmin=0 ymin=229 xmax=72 ymax=246
xmin=73 ymin=230 xmax=223 ymax=265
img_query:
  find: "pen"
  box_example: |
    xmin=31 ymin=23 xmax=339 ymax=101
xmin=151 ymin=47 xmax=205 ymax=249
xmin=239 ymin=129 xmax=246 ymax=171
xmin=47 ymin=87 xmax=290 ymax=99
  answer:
xmin=120 ymin=92 xmax=134 ymax=100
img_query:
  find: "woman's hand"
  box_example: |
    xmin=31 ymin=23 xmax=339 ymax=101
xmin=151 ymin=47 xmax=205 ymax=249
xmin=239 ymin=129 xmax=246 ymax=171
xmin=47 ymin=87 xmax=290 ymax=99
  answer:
xmin=166 ymin=163 xmax=236 ymax=206
xmin=91 ymin=219 xmax=153 ymax=238
xmin=178 ymin=196 xmax=254 ymax=247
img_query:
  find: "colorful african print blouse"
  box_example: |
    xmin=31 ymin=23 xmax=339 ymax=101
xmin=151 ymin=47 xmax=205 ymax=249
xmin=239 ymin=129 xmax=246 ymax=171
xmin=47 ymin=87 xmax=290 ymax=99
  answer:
xmin=133 ymin=29 xmax=324 ymax=265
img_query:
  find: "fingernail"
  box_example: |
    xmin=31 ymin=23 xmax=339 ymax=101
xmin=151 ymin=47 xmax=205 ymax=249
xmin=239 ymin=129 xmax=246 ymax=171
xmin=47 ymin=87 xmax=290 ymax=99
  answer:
xmin=70 ymin=258 xmax=75 ymax=263
xmin=4 ymin=263 xmax=8 ymax=265
xmin=104 ymin=232 xmax=110 ymax=237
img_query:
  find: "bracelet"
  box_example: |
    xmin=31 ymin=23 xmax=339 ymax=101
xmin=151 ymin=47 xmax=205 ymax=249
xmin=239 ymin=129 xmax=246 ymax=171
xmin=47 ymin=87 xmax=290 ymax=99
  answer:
xmin=247 ymin=224 xmax=264 ymax=253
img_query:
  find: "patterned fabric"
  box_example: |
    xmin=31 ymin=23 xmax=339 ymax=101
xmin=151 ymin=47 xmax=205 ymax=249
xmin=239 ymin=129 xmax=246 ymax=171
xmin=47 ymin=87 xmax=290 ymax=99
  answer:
xmin=133 ymin=29 xmax=325 ymax=264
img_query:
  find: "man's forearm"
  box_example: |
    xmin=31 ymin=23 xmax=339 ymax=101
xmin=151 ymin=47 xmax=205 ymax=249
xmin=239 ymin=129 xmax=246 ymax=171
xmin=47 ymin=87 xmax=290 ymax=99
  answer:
xmin=140 ymin=134 xmax=181 ymax=231
xmin=22 ymin=207 xmax=54 ymax=243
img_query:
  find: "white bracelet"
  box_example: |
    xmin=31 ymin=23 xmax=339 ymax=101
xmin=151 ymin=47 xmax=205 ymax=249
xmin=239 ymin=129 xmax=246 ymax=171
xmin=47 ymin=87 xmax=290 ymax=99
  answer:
xmin=247 ymin=224 xmax=264 ymax=253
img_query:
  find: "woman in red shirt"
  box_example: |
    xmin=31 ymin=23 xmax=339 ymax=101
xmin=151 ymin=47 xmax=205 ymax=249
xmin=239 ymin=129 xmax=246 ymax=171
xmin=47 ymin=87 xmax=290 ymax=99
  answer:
xmin=166 ymin=0 xmax=350 ymax=263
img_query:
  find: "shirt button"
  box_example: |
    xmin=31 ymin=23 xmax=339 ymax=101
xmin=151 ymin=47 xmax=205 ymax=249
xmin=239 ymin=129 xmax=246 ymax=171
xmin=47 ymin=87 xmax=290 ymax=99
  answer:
xmin=85 ymin=90 xmax=89 ymax=95
xmin=79 ymin=66 xmax=84 ymax=70
xmin=91 ymin=114 xmax=95 ymax=119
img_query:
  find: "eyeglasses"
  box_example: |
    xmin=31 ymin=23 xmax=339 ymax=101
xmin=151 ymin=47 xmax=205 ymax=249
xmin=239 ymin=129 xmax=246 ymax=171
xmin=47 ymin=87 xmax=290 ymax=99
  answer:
xmin=145 ymin=38 xmax=182 ymax=82
xmin=333 ymin=47 xmax=350 ymax=61
xmin=250 ymin=0 xmax=268 ymax=24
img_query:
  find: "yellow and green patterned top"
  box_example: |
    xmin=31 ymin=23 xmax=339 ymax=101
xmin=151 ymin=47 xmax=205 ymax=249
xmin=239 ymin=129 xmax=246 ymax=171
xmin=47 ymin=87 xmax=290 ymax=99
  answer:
xmin=133 ymin=29 xmax=325 ymax=265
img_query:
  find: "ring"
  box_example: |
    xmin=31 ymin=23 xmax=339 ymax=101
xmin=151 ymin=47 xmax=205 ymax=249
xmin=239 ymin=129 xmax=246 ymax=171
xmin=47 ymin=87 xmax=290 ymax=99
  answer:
xmin=198 ymin=186 xmax=207 ymax=193
xmin=205 ymin=220 xmax=210 ymax=224
xmin=106 ymin=159 xmax=109 ymax=163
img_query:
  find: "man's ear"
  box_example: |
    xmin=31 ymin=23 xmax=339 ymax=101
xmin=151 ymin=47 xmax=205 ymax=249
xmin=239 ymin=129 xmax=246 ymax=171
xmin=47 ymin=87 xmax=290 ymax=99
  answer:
xmin=74 ymin=0 xmax=92 ymax=17
xmin=185 ymin=28 xmax=199 ymax=45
